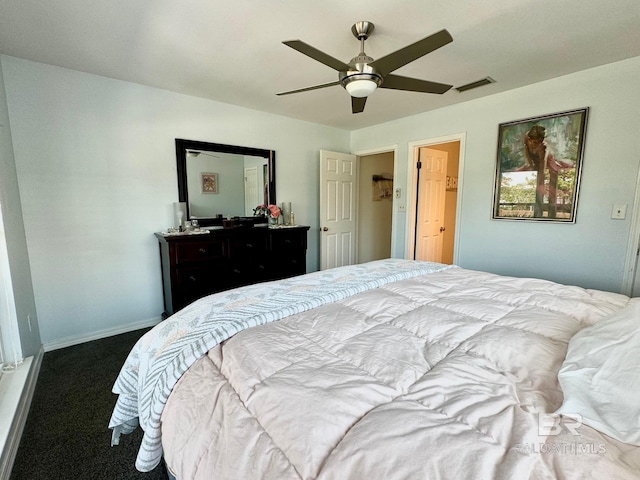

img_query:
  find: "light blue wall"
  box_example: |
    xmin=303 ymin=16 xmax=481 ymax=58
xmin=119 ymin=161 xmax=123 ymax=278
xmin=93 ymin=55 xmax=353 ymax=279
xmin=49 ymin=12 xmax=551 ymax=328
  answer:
xmin=1 ymin=55 xmax=349 ymax=347
xmin=352 ymin=57 xmax=640 ymax=293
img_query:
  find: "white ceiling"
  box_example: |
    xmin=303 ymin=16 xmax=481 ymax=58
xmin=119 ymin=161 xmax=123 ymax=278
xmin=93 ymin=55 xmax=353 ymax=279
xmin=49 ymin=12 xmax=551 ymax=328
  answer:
xmin=1 ymin=0 xmax=639 ymax=131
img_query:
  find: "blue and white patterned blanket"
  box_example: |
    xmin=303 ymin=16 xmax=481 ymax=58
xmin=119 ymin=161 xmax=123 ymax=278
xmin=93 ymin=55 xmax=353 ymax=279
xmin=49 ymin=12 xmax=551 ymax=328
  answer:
xmin=109 ymin=259 xmax=453 ymax=471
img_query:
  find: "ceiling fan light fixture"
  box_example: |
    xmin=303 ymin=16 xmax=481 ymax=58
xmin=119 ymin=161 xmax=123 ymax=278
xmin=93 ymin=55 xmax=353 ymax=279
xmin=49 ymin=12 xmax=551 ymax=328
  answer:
xmin=345 ymin=78 xmax=377 ymax=97
xmin=341 ymin=73 xmax=382 ymax=98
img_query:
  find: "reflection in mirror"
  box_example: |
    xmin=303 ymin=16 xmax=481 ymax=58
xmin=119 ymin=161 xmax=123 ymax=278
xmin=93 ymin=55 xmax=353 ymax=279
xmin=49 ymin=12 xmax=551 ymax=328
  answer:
xmin=186 ymin=150 xmax=269 ymax=218
xmin=176 ymin=139 xmax=276 ymax=226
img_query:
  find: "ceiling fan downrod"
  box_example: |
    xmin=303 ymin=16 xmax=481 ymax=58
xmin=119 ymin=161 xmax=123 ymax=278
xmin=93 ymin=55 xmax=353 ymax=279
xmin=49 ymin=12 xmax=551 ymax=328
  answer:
xmin=351 ymin=21 xmax=374 ymax=54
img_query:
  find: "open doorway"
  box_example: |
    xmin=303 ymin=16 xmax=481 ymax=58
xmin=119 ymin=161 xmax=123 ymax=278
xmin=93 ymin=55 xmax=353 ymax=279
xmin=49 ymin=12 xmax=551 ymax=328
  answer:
xmin=407 ymin=135 xmax=464 ymax=264
xmin=357 ymin=151 xmax=395 ymax=263
xmin=319 ymin=148 xmax=397 ymax=270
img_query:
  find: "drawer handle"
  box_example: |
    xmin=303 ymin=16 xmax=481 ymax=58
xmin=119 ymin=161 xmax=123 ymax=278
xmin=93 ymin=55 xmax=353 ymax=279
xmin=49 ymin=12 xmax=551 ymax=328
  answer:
xmin=199 ymin=248 xmax=207 ymax=254
xmin=246 ymin=243 xmax=253 ymax=249
xmin=189 ymin=275 xmax=197 ymax=282
xmin=233 ymin=269 xmax=241 ymax=275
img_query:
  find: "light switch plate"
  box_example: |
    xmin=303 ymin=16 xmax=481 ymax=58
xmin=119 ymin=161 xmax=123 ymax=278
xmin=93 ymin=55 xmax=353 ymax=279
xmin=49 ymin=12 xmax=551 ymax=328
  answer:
xmin=611 ymin=204 xmax=627 ymax=220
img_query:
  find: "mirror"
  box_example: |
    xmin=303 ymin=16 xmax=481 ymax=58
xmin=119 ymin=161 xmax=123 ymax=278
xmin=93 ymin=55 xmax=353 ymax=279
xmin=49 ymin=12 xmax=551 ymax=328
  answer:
xmin=176 ymin=139 xmax=276 ymax=226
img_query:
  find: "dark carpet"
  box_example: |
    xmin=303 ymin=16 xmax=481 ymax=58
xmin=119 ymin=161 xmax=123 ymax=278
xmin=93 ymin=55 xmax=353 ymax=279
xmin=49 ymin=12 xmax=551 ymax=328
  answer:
xmin=9 ymin=328 xmax=168 ymax=479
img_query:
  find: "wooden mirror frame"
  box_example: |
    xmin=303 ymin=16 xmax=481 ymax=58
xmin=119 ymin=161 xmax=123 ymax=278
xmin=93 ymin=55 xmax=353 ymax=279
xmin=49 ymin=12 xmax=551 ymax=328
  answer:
xmin=175 ymin=138 xmax=276 ymax=226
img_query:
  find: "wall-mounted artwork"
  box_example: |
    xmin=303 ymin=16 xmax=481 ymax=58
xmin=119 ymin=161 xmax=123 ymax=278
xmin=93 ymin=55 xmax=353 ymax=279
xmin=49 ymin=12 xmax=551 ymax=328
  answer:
xmin=372 ymin=173 xmax=393 ymax=201
xmin=201 ymin=172 xmax=218 ymax=194
xmin=493 ymin=108 xmax=588 ymax=222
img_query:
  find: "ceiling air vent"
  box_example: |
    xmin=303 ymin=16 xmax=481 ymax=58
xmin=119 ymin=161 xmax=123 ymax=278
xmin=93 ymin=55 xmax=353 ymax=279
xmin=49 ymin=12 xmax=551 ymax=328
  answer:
xmin=455 ymin=77 xmax=495 ymax=93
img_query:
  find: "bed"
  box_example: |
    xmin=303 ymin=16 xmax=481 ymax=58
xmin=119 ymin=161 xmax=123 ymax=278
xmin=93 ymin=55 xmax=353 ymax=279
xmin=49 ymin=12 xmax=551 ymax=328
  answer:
xmin=109 ymin=259 xmax=640 ymax=479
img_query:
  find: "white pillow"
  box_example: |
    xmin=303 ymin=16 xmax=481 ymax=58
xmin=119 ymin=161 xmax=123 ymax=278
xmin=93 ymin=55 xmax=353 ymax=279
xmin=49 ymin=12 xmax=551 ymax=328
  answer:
xmin=556 ymin=298 xmax=640 ymax=445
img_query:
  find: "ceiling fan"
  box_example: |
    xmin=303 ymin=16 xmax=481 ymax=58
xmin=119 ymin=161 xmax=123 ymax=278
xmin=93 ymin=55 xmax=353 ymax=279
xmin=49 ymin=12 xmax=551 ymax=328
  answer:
xmin=277 ymin=21 xmax=454 ymax=114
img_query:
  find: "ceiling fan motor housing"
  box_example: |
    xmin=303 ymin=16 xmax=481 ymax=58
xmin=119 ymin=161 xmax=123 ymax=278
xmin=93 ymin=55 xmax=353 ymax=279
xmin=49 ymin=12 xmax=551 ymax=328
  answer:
xmin=339 ymin=54 xmax=383 ymax=97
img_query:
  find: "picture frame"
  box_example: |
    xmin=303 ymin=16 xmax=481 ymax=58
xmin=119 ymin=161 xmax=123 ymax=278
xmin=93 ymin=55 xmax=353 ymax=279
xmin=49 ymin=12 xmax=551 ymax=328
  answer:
xmin=200 ymin=172 xmax=218 ymax=194
xmin=372 ymin=173 xmax=393 ymax=201
xmin=492 ymin=108 xmax=588 ymax=222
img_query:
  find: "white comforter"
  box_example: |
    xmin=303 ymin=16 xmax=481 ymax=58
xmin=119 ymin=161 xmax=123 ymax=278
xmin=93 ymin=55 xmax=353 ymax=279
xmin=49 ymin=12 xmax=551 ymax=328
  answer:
xmin=160 ymin=265 xmax=640 ymax=480
xmin=111 ymin=259 xmax=452 ymax=470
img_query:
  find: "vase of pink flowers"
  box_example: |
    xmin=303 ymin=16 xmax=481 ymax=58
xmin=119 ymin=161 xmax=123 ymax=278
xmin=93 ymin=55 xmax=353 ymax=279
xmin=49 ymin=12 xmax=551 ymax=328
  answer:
xmin=253 ymin=204 xmax=281 ymax=226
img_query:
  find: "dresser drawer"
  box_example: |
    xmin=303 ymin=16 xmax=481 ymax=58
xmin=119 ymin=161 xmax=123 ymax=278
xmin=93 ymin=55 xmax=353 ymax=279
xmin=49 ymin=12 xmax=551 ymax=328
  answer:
xmin=174 ymin=239 xmax=225 ymax=264
xmin=176 ymin=265 xmax=218 ymax=289
xmin=269 ymin=229 xmax=307 ymax=254
xmin=227 ymin=234 xmax=267 ymax=261
xmin=174 ymin=264 xmax=230 ymax=308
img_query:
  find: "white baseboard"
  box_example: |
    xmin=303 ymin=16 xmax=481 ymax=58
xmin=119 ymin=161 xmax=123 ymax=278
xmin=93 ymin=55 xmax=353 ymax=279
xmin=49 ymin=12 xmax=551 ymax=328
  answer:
xmin=43 ymin=316 xmax=163 ymax=352
xmin=0 ymin=348 xmax=43 ymax=480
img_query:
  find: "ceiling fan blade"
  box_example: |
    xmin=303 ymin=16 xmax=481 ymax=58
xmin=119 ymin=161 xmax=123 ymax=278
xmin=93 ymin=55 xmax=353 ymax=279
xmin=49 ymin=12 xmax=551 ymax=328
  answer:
xmin=380 ymin=74 xmax=452 ymax=94
xmin=369 ymin=29 xmax=453 ymax=76
xmin=351 ymin=96 xmax=367 ymax=114
xmin=283 ymin=40 xmax=352 ymax=72
xmin=277 ymin=81 xmax=340 ymax=96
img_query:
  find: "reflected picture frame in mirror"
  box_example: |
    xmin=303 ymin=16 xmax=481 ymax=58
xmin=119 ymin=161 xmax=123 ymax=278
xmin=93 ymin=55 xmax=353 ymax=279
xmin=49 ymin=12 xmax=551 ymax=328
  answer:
xmin=175 ymin=139 xmax=276 ymax=227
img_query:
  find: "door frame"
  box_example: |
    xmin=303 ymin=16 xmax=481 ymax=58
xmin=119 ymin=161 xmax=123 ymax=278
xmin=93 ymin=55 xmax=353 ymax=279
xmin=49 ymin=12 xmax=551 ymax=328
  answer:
xmin=353 ymin=145 xmax=399 ymax=261
xmin=406 ymin=133 xmax=466 ymax=262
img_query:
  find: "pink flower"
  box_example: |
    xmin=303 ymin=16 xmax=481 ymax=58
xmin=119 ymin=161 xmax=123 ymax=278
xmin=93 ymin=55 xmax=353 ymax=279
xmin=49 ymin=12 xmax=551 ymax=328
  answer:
xmin=268 ymin=205 xmax=281 ymax=218
xmin=254 ymin=204 xmax=281 ymax=219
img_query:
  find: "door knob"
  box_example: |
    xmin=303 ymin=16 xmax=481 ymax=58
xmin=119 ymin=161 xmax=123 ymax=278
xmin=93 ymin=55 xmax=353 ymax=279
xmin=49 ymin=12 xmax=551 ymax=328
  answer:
xmin=322 ymin=227 xmax=329 ymax=232
xmin=440 ymin=227 xmax=446 ymax=232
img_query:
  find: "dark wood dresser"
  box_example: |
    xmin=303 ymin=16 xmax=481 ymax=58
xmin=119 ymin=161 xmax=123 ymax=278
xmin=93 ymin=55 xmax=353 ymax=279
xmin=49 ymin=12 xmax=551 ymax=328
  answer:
xmin=155 ymin=225 xmax=310 ymax=317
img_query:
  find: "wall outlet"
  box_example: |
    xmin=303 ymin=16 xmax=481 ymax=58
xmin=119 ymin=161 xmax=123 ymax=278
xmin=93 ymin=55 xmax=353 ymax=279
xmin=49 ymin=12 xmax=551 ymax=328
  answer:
xmin=611 ymin=204 xmax=627 ymax=220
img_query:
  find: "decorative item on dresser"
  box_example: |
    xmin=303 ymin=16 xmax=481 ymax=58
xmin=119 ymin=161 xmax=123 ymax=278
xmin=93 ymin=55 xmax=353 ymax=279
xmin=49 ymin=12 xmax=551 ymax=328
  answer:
xmin=155 ymin=225 xmax=310 ymax=317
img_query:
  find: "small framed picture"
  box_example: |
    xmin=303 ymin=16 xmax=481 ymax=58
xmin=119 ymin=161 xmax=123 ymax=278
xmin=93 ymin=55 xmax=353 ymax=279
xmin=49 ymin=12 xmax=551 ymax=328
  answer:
xmin=200 ymin=172 xmax=218 ymax=194
xmin=493 ymin=108 xmax=588 ymax=222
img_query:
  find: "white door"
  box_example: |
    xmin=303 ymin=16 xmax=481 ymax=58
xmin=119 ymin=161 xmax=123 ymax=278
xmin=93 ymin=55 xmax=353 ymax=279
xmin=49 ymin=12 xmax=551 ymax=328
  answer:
xmin=320 ymin=150 xmax=358 ymax=270
xmin=244 ymin=167 xmax=259 ymax=216
xmin=415 ymin=147 xmax=447 ymax=262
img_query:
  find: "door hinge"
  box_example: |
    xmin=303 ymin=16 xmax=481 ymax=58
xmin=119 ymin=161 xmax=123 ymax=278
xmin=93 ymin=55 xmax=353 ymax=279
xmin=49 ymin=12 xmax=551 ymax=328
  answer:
xmin=416 ymin=161 xmax=422 ymax=169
